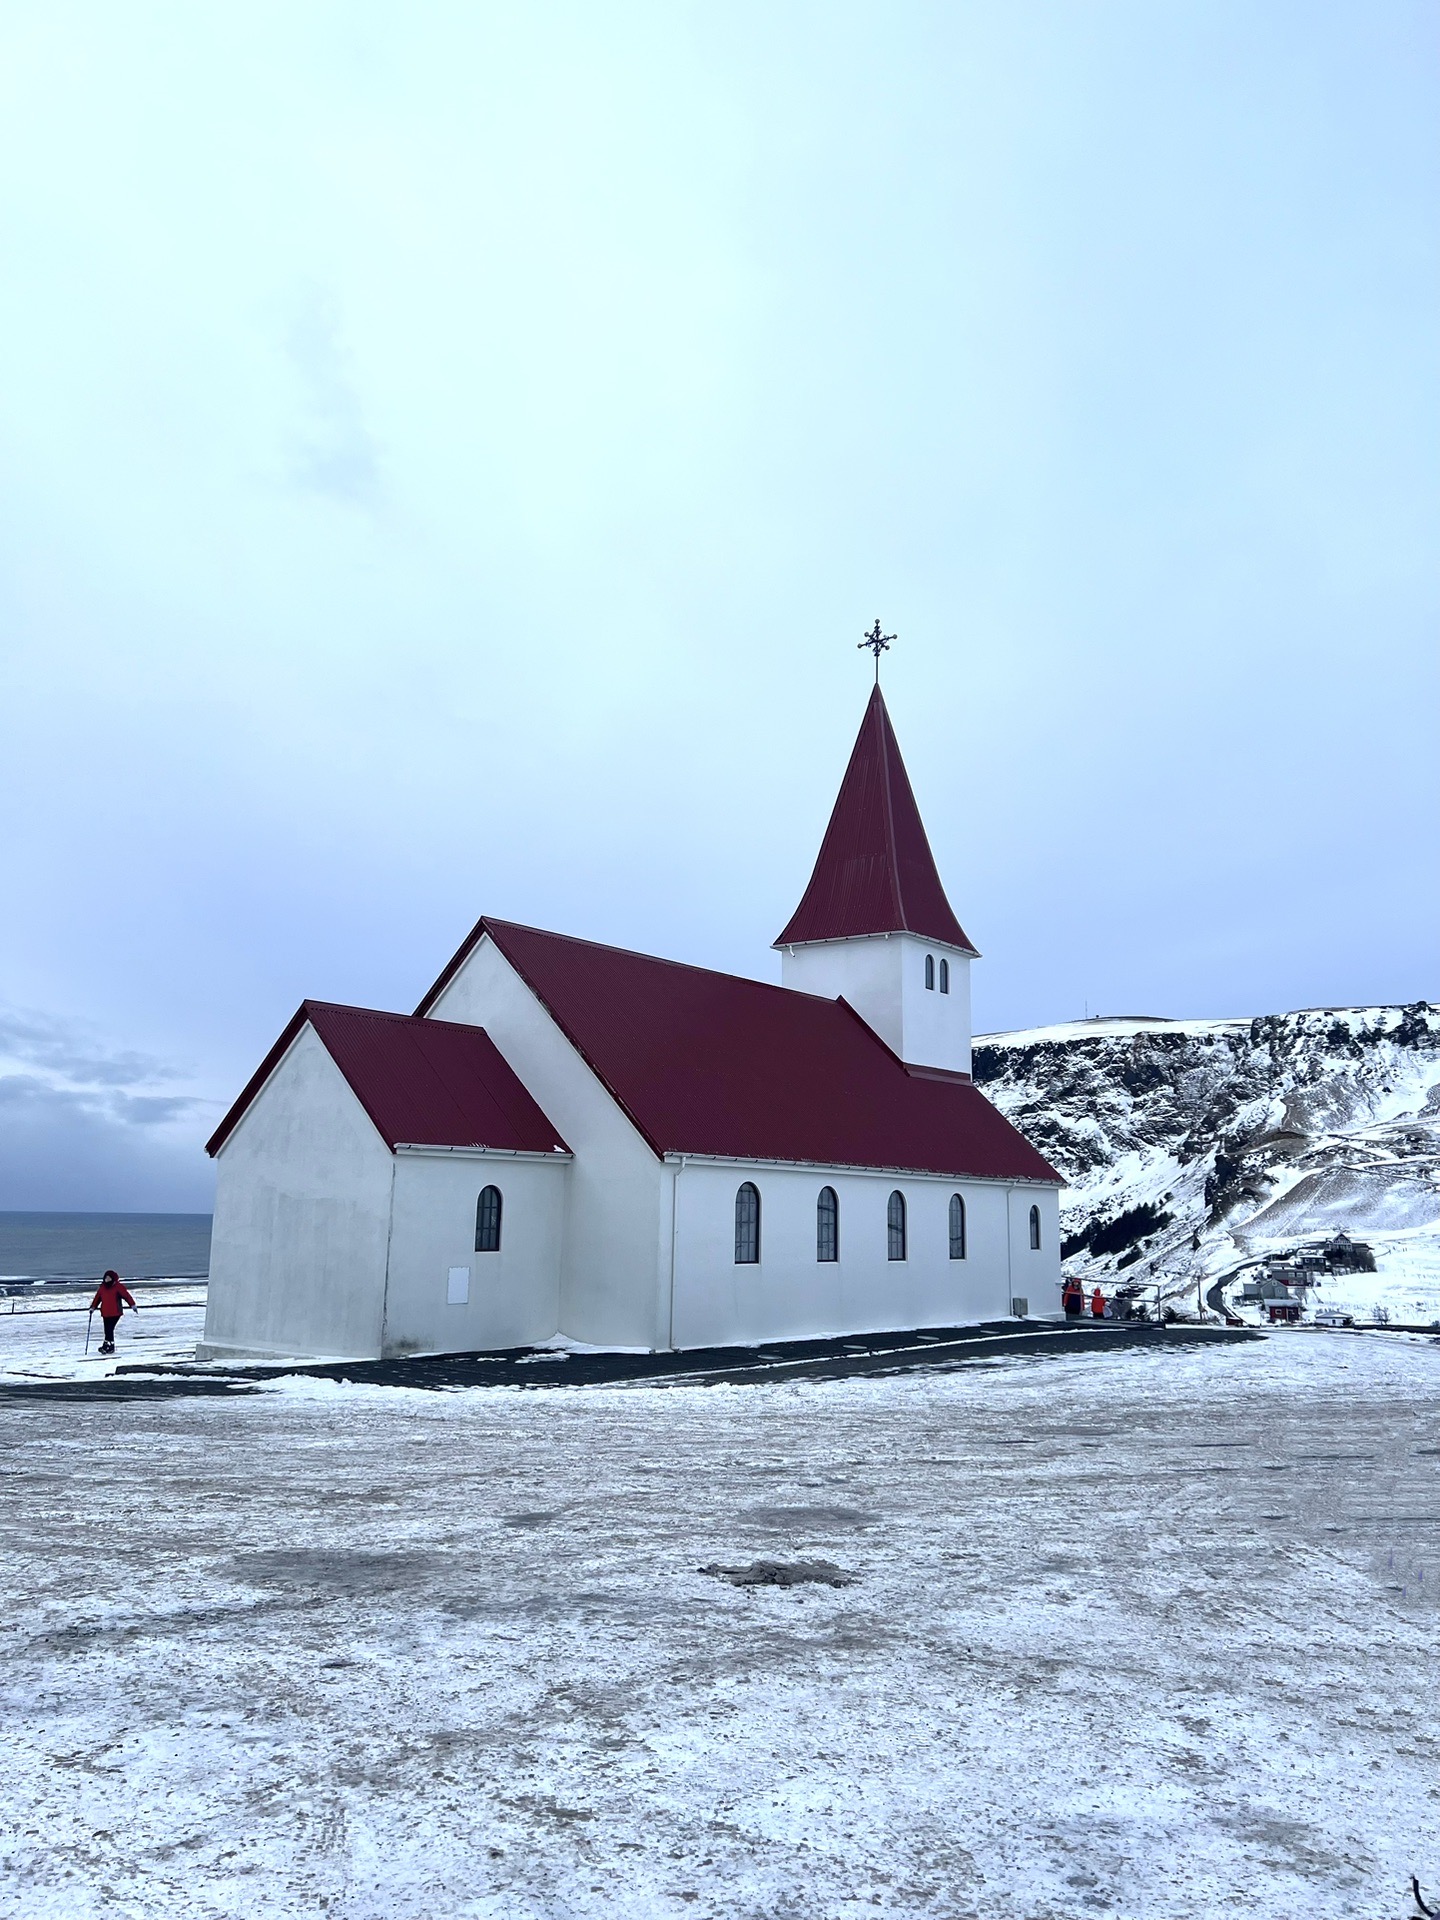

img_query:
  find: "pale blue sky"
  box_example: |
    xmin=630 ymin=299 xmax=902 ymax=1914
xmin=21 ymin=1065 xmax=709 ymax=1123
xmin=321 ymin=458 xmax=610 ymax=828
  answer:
xmin=1 ymin=1 xmax=1436 ymax=1209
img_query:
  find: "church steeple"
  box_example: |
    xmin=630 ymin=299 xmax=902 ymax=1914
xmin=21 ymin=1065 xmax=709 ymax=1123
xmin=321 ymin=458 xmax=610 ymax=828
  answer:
xmin=776 ymin=683 xmax=977 ymax=1077
xmin=774 ymin=684 xmax=976 ymax=953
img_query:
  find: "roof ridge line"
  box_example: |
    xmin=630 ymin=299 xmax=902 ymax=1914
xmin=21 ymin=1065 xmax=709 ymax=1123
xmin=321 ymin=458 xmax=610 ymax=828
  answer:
xmin=485 ymin=927 xmax=667 ymax=1162
xmin=874 ymin=689 xmax=908 ymax=933
xmin=480 ymin=919 xmax=827 ymax=1001
xmin=302 ymin=998 xmax=525 ymax=1039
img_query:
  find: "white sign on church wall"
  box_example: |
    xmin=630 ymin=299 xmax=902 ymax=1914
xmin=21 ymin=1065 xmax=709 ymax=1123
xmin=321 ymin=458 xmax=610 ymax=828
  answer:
xmin=446 ymin=1266 xmax=470 ymax=1305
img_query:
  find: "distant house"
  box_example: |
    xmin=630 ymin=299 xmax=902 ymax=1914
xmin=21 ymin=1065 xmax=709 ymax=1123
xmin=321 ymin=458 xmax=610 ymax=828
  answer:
xmin=200 ymin=687 xmax=1062 ymax=1362
xmin=1322 ymin=1232 xmax=1376 ymax=1272
xmin=1238 ymin=1266 xmax=1311 ymax=1323
xmin=1265 ymin=1300 xmax=1303 ymax=1324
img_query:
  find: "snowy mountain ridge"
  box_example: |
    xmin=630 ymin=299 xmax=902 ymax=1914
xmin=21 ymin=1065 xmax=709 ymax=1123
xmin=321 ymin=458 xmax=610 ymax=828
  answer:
xmin=973 ymin=1002 xmax=1440 ymax=1323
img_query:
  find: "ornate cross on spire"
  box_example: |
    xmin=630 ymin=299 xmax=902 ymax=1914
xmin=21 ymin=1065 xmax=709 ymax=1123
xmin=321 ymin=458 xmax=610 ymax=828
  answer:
xmin=858 ymin=618 xmax=895 ymax=683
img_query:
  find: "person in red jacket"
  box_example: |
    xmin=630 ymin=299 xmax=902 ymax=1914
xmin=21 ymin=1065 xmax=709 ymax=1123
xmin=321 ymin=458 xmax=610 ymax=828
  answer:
xmin=90 ymin=1270 xmax=137 ymax=1354
xmin=1091 ymin=1285 xmax=1107 ymax=1320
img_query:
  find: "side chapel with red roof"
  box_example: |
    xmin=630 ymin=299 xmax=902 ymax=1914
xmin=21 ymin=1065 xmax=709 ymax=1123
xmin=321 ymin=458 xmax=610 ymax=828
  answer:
xmin=200 ymin=687 xmax=1061 ymax=1361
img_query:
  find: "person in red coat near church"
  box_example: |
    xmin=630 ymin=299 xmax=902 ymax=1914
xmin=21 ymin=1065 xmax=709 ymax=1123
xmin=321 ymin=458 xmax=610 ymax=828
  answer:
xmin=1062 ymin=1276 xmax=1083 ymax=1319
xmin=89 ymin=1270 xmax=137 ymax=1355
xmin=1091 ymin=1285 xmax=1107 ymax=1320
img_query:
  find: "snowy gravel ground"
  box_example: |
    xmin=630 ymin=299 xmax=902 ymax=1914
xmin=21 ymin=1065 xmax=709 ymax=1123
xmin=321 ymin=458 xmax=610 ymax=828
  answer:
xmin=2 ymin=1333 xmax=1438 ymax=1919
xmin=0 ymin=1292 xmax=207 ymax=1381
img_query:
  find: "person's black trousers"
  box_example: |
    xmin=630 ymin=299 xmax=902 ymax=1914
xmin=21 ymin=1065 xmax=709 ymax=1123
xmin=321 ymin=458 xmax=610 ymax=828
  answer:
xmin=101 ymin=1314 xmax=120 ymax=1350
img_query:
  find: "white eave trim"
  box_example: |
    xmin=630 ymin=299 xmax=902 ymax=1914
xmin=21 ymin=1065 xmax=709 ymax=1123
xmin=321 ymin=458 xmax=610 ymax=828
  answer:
xmin=778 ymin=930 xmax=982 ymax=959
xmin=392 ymin=1144 xmax=572 ymax=1163
xmin=659 ymin=1151 xmax=1059 ymax=1187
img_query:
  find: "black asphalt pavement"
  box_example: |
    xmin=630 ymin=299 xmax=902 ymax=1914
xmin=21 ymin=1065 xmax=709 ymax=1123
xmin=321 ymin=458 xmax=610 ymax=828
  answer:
xmin=0 ymin=1318 xmax=1257 ymax=1401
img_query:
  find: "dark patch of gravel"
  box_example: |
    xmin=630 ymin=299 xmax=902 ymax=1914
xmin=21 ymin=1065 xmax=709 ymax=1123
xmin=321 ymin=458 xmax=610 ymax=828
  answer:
xmin=698 ymin=1559 xmax=856 ymax=1588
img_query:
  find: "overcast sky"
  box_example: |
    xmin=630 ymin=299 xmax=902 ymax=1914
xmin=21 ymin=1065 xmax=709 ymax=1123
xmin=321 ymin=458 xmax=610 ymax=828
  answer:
xmin=1 ymin=1 xmax=1436 ymax=1212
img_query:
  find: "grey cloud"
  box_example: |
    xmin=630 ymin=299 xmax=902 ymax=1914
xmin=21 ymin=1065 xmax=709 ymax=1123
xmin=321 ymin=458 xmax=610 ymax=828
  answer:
xmin=0 ymin=1075 xmax=213 ymax=1211
xmin=0 ymin=1008 xmax=182 ymax=1089
xmin=0 ymin=1072 xmax=72 ymax=1110
xmin=0 ymin=1072 xmax=72 ymax=1113
xmin=0 ymin=1074 xmax=206 ymax=1130
xmin=109 ymin=1092 xmax=206 ymax=1127
xmin=0 ymin=1012 xmax=216 ymax=1208
xmin=286 ymin=284 xmax=382 ymax=505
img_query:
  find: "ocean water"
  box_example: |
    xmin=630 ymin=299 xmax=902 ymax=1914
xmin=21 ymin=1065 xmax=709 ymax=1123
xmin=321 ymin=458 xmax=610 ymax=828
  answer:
xmin=0 ymin=1212 xmax=211 ymax=1286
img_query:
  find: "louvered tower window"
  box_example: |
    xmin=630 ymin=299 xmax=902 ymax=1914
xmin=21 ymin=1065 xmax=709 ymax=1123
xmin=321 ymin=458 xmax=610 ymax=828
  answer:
xmin=1029 ymin=1204 xmax=1041 ymax=1251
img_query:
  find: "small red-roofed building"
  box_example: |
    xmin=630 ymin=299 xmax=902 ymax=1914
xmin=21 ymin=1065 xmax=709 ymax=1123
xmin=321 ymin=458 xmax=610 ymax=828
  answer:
xmin=201 ymin=685 xmax=1062 ymax=1361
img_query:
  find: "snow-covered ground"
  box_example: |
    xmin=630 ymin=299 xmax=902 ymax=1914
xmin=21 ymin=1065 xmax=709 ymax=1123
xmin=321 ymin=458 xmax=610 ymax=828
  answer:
xmin=0 ymin=1289 xmax=206 ymax=1382
xmin=2 ymin=1327 xmax=1438 ymax=1918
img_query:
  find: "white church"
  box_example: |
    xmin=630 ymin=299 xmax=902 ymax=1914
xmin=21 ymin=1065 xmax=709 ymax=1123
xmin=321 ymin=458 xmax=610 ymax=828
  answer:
xmin=201 ymin=683 xmax=1062 ymax=1362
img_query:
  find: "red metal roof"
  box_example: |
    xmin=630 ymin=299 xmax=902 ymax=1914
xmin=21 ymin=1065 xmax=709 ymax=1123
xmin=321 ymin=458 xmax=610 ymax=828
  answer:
xmin=418 ymin=919 xmax=1059 ymax=1183
xmin=206 ymin=1002 xmax=569 ymax=1158
xmin=774 ymin=685 xmax=976 ymax=951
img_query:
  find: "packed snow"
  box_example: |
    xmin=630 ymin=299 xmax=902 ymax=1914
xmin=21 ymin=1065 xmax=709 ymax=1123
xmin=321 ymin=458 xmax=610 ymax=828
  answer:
xmin=0 ymin=1288 xmax=206 ymax=1383
xmin=2 ymin=1324 xmax=1438 ymax=1918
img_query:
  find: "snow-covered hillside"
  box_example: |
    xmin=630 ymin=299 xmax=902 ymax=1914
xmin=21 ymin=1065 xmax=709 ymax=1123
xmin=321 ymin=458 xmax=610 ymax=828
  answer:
xmin=974 ymin=1004 xmax=1440 ymax=1324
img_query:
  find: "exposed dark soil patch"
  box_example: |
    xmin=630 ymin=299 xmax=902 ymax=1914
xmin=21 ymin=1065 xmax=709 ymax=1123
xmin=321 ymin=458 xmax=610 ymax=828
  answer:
xmin=699 ymin=1559 xmax=856 ymax=1589
xmin=232 ymin=1549 xmax=457 ymax=1594
xmin=744 ymin=1505 xmax=878 ymax=1530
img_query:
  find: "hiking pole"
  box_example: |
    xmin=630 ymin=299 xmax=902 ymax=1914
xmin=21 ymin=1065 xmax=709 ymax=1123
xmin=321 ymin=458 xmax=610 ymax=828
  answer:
xmin=85 ymin=1308 xmax=94 ymax=1355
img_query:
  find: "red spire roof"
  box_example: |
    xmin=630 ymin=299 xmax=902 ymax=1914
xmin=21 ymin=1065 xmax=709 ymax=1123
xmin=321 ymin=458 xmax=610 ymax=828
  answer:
xmin=774 ymin=685 xmax=976 ymax=951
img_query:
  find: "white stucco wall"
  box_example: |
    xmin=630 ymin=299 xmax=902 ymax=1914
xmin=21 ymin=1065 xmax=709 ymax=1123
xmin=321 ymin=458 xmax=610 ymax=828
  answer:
xmin=1005 ymin=1183 xmax=1063 ymax=1319
xmin=381 ymin=1150 xmax=568 ymax=1356
xmin=780 ymin=934 xmax=973 ymax=1074
xmin=425 ymin=937 xmax=669 ymax=1348
xmin=202 ymin=1025 xmax=395 ymax=1360
xmin=898 ymin=940 xmax=973 ymax=1076
xmin=668 ymin=1159 xmax=1058 ymax=1348
xmin=203 ymin=944 xmax=1060 ymax=1362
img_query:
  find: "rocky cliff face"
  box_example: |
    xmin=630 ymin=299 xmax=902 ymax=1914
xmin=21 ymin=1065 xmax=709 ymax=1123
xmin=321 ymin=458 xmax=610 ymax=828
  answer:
xmin=973 ymin=1004 xmax=1440 ymax=1321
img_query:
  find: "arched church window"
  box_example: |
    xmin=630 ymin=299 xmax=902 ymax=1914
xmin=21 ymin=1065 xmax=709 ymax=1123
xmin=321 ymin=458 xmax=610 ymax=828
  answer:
xmin=939 ymin=958 xmax=950 ymax=994
xmin=475 ymin=1185 xmax=503 ymax=1253
xmin=735 ymin=1182 xmax=761 ymax=1264
xmin=924 ymin=954 xmax=935 ymax=990
xmin=816 ymin=1186 xmax=839 ymax=1263
xmin=887 ymin=1190 xmax=907 ymax=1261
xmin=949 ymin=1193 xmax=966 ymax=1260
xmin=1029 ymin=1204 xmax=1041 ymax=1251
